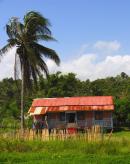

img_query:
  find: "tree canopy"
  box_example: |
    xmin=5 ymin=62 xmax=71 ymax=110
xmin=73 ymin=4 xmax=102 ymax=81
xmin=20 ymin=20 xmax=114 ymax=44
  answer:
xmin=0 ymin=72 xmax=130 ymax=127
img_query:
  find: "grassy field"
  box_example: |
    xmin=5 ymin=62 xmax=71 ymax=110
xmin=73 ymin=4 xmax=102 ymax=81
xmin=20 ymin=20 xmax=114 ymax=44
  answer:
xmin=1 ymin=152 xmax=130 ymax=164
xmin=0 ymin=131 xmax=130 ymax=164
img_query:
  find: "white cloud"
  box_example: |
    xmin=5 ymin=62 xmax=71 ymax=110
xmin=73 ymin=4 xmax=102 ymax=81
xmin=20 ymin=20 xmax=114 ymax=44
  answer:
xmin=94 ymin=40 xmax=121 ymax=51
xmin=0 ymin=48 xmax=15 ymax=80
xmin=47 ymin=54 xmax=130 ymax=81
xmin=0 ymin=41 xmax=130 ymax=81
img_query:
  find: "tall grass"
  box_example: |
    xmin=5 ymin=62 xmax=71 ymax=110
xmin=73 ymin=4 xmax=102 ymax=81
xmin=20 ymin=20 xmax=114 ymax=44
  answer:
xmin=1 ymin=133 xmax=130 ymax=163
xmin=0 ymin=136 xmax=130 ymax=155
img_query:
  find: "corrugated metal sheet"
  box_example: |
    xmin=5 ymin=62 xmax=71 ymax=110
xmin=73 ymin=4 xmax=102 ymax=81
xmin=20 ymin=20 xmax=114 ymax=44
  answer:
xmin=28 ymin=107 xmax=35 ymax=113
xmin=29 ymin=107 xmax=47 ymax=115
xmin=47 ymin=105 xmax=114 ymax=112
xmin=32 ymin=96 xmax=114 ymax=107
xmin=28 ymin=96 xmax=114 ymax=115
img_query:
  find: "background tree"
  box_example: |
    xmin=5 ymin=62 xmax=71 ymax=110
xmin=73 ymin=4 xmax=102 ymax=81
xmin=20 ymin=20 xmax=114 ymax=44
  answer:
xmin=0 ymin=72 xmax=130 ymax=128
xmin=0 ymin=11 xmax=60 ymax=132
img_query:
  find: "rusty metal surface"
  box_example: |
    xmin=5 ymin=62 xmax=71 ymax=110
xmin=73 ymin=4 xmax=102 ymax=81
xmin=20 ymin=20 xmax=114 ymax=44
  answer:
xmin=32 ymin=96 xmax=114 ymax=107
xmin=28 ymin=107 xmax=35 ymax=113
xmin=29 ymin=105 xmax=114 ymax=114
xmin=28 ymin=96 xmax=114 ymax=114
xmin=47 ymin=105 xmax=114 ymax=112
xmin=29 ymin=107 xmax=46 ymax=115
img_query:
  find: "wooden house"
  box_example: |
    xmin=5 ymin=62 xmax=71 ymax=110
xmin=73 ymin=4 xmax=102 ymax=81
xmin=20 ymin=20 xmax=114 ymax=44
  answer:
xmin=28 ymin=96 xmax=114 ymax=130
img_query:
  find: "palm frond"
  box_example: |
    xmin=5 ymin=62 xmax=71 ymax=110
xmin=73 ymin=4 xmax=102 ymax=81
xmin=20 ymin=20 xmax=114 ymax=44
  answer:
xmin=36 ymin=57 xmax=49 ymax=77
xmin=6 ymin=24 xmax=13 ymax=38
xmin=24 ymin=46 xmax=49 ymax=78
xmin=24 ymin=11 xmax=51 ymax=36
xmin=33 ymin=43 xmax=60 ymax=65
xmin=0 ymin=42 xmax=15 ymax=56
xmin=33 ymin=34 xmax=56 ymax=42
xmin=24 ymin=11 xmax=51 ymax=27
xmin=1 ymin=10 xmax=60 ymax=91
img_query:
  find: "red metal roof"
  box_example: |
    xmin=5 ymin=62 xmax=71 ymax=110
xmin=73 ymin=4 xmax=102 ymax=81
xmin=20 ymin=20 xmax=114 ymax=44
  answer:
xmin=32 ymin=96 xmax=114 ymax=107
xmin=47 ymin=105 xmax=114 ymax=112
xmin=28 ymin=107 xmax=47 ymax=115
xmin=29 ymin=96 xmax=114 ymax=114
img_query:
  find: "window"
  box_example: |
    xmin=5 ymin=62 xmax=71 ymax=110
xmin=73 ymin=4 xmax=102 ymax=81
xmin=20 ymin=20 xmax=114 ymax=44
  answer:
xmin=59 ymin=112 xmax=65 ymax=121
xmin=95 ymin=111 xmax=103 ymax=120
xmin=66 ymin=113 xmax=76 ymax=123
xmin=77 ymin=111 xmax=85 ymax=120
xmin=47 ymin=113 xmax=58 ymax=119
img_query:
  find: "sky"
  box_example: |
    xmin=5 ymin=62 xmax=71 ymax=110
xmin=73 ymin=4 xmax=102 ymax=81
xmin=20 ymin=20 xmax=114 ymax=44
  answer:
xmin=1 ymin=0 xmax=130 ymax=80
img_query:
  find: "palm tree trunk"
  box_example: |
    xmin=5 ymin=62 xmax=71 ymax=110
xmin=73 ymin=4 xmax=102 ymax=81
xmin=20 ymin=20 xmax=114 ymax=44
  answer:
xmin=21 ymin=65 xmax=24 ymax=133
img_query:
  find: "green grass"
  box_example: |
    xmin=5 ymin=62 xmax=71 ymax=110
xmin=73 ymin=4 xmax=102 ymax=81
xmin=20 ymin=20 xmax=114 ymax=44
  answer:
xmin=0 ymin=131 xmax=130 ymax=163
xmin=113 ymin=131 xmax=130 ymax=137
xmin=1 ymin=152 xmax=130 ymax=164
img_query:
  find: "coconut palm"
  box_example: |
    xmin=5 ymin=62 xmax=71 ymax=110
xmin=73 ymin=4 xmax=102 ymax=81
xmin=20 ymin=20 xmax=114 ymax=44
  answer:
xmin=0 ymin=11 xmax=60 ymax=132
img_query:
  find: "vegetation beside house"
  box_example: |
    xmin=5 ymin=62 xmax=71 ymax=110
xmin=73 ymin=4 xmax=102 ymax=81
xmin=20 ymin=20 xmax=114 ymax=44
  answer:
xmin=0 ymin=6 xmax=129 ymax=164
xmin=0 ymin=72 xmax=130 ymax=129
xmin=29 ymin=96 xmax=114 ymax=131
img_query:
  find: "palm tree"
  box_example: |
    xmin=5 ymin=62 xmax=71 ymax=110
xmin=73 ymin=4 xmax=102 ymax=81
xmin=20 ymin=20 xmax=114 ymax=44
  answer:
xmin=0 ymin=11 xmax=60 ymax=132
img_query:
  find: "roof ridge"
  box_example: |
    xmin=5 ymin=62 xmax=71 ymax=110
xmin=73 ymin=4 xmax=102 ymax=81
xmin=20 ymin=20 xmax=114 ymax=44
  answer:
xmin=34 ymin=96 xmax=113 ymax=100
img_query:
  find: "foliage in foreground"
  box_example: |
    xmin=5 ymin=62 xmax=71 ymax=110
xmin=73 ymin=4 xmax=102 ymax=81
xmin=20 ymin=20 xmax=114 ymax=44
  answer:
xmin=0 ymin=135 xmax=130 ymax=154
xmin=0 ymin=133 xmax=130 ymax=163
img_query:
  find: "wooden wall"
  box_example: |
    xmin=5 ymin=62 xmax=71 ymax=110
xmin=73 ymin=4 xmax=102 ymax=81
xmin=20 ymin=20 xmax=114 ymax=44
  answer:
xmin=103 ymin=111 xmax=112 ymax=119
xmin=33 ymin=111 xmax=112 ymax=122
xmin=85 ymin=111 xmax=94 ymax=120
xmin=47 ymin=112 xmax=59 ymax=120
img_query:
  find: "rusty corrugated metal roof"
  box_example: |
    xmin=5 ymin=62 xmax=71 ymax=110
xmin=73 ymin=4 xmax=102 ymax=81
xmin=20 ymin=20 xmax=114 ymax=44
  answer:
xmin=28 ymin=96 xmax=114 ymax=114
xmin=29 ymin=107 xmax=47 ymax=115
xmin=32 ymin=96 xmax=114 ymax=107
xmin=47 ymin=105 xmax=114 ymax=112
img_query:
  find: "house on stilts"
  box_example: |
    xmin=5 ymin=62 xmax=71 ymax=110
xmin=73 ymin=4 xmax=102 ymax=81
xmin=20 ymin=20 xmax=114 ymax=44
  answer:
xmin=28 ymin=96 xmax=114 ymax=130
